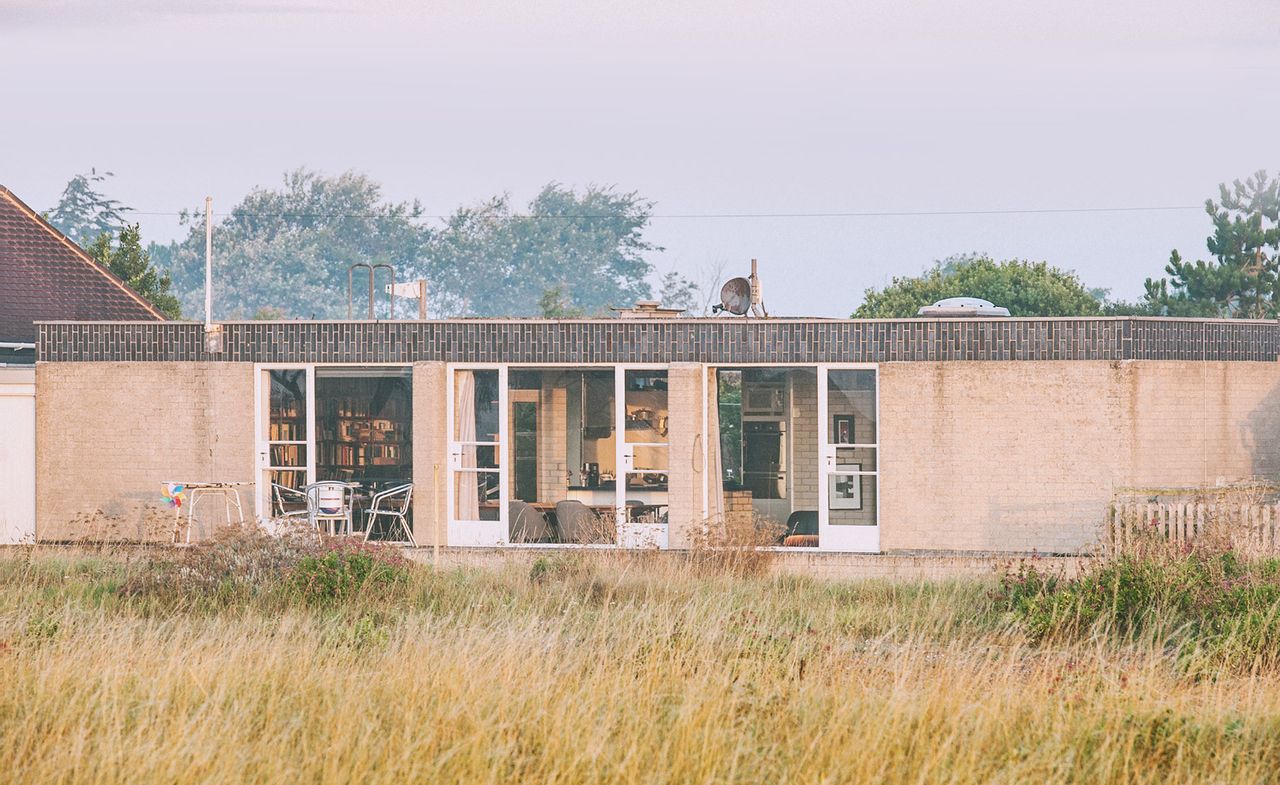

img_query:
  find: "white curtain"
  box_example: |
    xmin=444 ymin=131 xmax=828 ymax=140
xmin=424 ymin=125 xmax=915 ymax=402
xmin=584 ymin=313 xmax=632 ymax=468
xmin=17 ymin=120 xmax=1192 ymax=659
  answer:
xmin=456 ymin=370 xmax=480 ymax=521
xmin=707 ymin=367 xmax=726 ymax=525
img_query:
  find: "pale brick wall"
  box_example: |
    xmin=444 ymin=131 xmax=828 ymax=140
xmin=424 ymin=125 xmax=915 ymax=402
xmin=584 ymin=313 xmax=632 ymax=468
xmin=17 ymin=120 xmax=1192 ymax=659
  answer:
xmin=879 ymin=360 xmax=1280 ymax=553
xmin=35 ymin=362 xmax=254 ymax=541
xmin=666 ymin=363 xmax=705 ymax=549
xmin=411 ymin=362 xmax=448 ymax=547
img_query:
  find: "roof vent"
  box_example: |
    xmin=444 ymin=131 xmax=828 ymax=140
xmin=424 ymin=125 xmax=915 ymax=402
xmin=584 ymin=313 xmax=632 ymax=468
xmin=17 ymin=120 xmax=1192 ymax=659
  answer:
xmin=917 ymin=297 xmax=1010 ymax=318
xmin=613 ymin=300 xmax=686 ymax=319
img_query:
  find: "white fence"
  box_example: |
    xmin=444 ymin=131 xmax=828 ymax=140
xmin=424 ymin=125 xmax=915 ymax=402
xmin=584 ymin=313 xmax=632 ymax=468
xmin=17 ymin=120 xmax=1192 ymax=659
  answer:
xmin=1107 ymin=487 xmax=1280 ymax=554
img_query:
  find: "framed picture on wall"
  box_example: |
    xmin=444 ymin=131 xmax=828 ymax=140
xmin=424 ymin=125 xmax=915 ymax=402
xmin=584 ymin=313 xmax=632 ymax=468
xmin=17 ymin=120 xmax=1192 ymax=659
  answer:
xmin=829 ymin=466 xmax=862 ymax=510
xmin=833 ymin=414 xmax=855 ymax=445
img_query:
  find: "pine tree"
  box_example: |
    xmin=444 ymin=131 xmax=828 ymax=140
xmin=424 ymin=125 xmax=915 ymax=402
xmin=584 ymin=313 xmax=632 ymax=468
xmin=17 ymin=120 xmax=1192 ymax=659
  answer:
xmin=46 ymin=169 xmax=131 ymax=246
xmin=1144 ymin=171 xmax=1280 ymax=317
xmin=84 ymin=224 xmax=183 ymax=318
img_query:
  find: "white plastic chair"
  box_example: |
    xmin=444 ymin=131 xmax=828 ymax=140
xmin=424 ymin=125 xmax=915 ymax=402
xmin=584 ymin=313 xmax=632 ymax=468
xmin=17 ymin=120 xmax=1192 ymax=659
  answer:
xmin=363 ymin=483 xmax=415 ymax=546
xmin=305 ymin=481 xmax=355 ymax=536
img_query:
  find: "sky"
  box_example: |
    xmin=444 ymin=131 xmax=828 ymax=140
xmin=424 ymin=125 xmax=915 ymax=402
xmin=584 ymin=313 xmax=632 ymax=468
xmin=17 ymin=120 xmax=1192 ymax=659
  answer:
xmin=1 ymin=0 xmax=1277 ymax=317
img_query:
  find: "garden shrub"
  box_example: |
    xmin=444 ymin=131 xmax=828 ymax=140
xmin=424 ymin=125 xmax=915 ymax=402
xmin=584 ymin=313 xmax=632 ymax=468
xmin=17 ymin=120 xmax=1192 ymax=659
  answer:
xmin=288 ymin=540 xmax=409 ymax=604
xmin=998 ymin=547 xmax=1280 ymax=670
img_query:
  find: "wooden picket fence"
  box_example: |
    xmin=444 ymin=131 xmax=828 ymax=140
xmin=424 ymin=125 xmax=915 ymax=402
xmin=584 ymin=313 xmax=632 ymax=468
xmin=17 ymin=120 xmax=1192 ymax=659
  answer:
xmin=1107 ymin=486 xmax=1280 ymax=554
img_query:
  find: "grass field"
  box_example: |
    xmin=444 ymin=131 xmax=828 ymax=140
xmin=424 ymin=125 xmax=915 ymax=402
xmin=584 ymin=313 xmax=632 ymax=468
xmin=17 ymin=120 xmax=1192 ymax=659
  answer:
xmin=4 ymin=539 xmax=1280 ymax=784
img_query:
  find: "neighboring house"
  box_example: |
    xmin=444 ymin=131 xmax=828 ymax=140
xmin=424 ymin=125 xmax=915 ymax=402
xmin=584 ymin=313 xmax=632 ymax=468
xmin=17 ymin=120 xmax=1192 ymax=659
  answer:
xmin=0 ymin=185 xmax=167 ymax=543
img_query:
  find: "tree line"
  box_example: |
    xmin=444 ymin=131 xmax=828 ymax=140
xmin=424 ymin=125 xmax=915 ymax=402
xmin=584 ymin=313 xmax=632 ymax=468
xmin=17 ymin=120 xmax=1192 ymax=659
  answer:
xmin=45 ymin=168 xmax=1279 ymax=320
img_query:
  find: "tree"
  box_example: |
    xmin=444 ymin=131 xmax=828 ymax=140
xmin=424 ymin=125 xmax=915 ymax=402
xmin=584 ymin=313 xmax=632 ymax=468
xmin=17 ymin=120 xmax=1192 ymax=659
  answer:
xmin=1143 ymin=171 xmax=1280 ymax=318
xmin=423 ymin=183 xmax=662 ymax=317
xmin=852 ymin=254 xmax=1106 ymax=317
xmin=656 ymin=269 xmax=699 ymax=312
xmin=538 ymin=285 xmax=585 ymax=318
xmin=153 ymin=169 xmax=428 ymax=319
xmin=46 ymin=169 xmax=131 ymax=247
xmin=84 ymin=224 xmax=182 ymax=318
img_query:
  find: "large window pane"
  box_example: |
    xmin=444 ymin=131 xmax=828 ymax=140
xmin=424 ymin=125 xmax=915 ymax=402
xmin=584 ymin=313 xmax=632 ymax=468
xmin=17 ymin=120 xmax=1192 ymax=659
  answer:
xmin=315 ymin=368 xmax=413 ymax=489
xmin=828 ymin=474 xmax=877 ymax=526
xmin=454 ymin=471 xmax=500 ymax=521
xmin=624 ymin=371 xmax=668 ymax=444
xmin=455 ymin=369 xmax=500 ymax=443
xmin=826 ymin=369 xmax=876 ymax=445
xmin=268 ymin=370 xmax=306 ymax=440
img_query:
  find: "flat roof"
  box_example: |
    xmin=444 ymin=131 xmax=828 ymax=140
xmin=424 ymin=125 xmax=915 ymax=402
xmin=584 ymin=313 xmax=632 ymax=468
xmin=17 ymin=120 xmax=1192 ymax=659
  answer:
xmin=35 ymin=317 xmax=1280 ymax=365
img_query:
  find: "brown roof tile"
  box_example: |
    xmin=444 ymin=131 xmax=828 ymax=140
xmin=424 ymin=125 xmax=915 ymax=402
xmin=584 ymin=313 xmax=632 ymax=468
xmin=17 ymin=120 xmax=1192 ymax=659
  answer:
xmin=0 ymin=185 xmax=166 ymax=343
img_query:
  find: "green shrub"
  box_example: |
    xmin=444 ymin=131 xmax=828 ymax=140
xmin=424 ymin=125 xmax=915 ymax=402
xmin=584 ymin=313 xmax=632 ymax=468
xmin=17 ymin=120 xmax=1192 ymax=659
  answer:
xmin=997 ymin=550 xmax=1280 ymax=670
xmin=288 ymin=542 xmax=409 ymax=604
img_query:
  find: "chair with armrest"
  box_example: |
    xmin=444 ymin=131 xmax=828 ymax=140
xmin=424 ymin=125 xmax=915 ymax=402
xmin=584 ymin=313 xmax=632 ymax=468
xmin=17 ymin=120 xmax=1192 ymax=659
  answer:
xmin=363 ymin=483 xmax=414 ymax=546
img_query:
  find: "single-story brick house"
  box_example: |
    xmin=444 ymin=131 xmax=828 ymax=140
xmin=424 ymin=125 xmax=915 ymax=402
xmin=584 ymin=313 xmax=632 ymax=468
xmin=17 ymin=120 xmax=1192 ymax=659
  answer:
xmin=31 ymin=314 xmax=1280 ymax=553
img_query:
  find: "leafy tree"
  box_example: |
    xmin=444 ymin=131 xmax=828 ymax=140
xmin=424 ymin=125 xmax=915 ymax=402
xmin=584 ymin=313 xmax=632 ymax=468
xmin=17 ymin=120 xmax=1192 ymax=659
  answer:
xmin=1143 ymin=171 xmax=1280 ymax=318
xmin=852 ymin=254 xmax=1106 ymax=317
xmin=538 ymin=285 xmax=585 ymax=318
xmin=153 ymin=169 xmax=427 ymax=319
xmin=47 ymin=169 xmax=131 ymax=246
xmin=656 ymin=269 xmax=700 ymax=313
xmin=84 ymin=224 xmax=182 ymax=318
xmin=424 ymin=184 xmax=662 ymax=317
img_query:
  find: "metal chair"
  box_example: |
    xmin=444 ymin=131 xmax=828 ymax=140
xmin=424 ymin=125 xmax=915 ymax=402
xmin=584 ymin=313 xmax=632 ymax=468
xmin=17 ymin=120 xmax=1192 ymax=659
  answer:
xmin=271 ymin=483 xmax=310 ymax=522
xmin=305 ymin=481 xmax=355 ymax=536
xmin=363 ymin=483 xmax=415 ymax=545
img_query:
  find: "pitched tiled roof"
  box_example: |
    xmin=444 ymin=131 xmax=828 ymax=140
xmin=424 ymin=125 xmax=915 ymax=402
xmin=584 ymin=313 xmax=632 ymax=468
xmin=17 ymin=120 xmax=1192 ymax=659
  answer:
xmin=0 ymin=185 xmax=166 ymax=343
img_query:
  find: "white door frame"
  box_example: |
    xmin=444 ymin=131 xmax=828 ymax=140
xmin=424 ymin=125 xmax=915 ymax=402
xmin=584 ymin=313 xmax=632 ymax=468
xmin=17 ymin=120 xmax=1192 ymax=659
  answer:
xmin=816 ymin=364 xmax=880 ymax=552
xmin=446 ymin=363 xmax=508 ymax=546
xmin=253 ymin=363 xmax=316 ymax=522
xmin=616 ymin=365 xmax=670 ymax=549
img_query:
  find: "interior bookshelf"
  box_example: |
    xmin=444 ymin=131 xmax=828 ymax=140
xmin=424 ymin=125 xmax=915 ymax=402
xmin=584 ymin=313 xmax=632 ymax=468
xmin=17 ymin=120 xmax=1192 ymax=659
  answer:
xmin=315 ymin=377 xmax=413 ymax=485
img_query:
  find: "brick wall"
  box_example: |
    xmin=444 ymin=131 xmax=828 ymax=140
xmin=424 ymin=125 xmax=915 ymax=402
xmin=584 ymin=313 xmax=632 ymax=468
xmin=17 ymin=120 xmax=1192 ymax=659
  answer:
xmin=411 ymin=362 xmax=448 ymax=547
xmin=666 ymin=363 xmax=704 ymax=549
xmin=878 ymin=360 xmax=1280 ymax=553
xmin=35 ymin=362 xmax=254 ymax=541
xmin=38 ymin=317 xmax=1280 ymax=364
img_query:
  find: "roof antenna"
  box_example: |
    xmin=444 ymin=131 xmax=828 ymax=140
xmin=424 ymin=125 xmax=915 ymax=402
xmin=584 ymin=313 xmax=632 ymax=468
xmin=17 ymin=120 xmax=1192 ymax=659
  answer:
xmin=749 ymin=258 xmax=768 ymax=318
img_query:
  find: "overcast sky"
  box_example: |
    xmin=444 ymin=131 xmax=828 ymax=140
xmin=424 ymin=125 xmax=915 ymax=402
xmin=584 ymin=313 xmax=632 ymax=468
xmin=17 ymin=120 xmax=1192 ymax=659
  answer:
xmin=2 ymin=0 xmax=1277 ymax=316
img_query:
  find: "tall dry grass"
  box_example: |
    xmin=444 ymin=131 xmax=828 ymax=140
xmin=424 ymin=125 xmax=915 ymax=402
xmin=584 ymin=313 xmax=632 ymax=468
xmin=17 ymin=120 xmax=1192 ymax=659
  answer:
xmin=5 ymin=542 xmax=1280 ymax=783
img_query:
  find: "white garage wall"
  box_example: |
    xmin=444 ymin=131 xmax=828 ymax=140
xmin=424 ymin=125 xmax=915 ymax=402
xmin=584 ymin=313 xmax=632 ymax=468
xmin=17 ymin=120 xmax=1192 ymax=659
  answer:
xmin=0 ymin=367 xmax=36 ymax=544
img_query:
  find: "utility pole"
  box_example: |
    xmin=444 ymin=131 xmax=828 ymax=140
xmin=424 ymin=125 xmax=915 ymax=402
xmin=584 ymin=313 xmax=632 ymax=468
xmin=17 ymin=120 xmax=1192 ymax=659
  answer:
xmin=204 ymin=196 xmax=213 ymax=326
xmin=203 ymin=196 xmax=223 ymax=353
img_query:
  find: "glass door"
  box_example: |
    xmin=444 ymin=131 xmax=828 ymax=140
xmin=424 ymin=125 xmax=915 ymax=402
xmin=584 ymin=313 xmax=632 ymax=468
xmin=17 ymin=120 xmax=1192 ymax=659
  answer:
xmin=256 ymin=366 xmax=315 ymax=523
xmin=448 ymin=366 xmax=507 ymax=546
xmin=616 ymin=368 xmax=670 ymax=548
xmin=817 ymin=365 xmax=879 ymax=552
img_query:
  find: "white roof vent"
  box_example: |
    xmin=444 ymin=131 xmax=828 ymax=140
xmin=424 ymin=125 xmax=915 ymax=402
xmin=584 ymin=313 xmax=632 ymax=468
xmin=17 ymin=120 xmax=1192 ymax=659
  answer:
xmin=917 ymin=297 xmax=1010 ymax=317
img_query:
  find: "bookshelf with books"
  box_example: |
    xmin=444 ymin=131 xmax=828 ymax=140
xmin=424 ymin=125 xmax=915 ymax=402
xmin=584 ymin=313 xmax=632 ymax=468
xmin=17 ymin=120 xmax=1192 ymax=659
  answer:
xmin=315 ymin=374 xmax=413 ymax=487
xmin=267 ymin=370 xmax=308 ymax=490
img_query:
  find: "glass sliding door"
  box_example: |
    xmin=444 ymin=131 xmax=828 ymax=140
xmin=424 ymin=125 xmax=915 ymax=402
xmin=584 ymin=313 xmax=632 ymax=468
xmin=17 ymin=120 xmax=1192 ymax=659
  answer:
xmin=314 ymin=367 xmax=413 ymax=540
xmin=817 ymin=365 xmax=879 ymax=552
xmin=257 ymin=366 xmax=314 ymax=522
xmin=506 ymin=369 xmax=618 ymax=545
xmin=617 ymin=368 xmax=670 ymax=548
xmin=448 ymin=366 xmax=507 ymax=545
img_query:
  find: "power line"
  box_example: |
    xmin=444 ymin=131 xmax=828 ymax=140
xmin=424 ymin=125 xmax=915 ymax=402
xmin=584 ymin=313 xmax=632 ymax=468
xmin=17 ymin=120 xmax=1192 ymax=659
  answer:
xmin=116 ymin=204 xmax=1206 ymax=221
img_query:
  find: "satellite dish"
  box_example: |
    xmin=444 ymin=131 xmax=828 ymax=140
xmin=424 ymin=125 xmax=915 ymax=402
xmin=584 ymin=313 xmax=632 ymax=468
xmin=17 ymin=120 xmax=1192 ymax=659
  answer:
xmin=715 ymin=277 xmax=751 ymax=316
